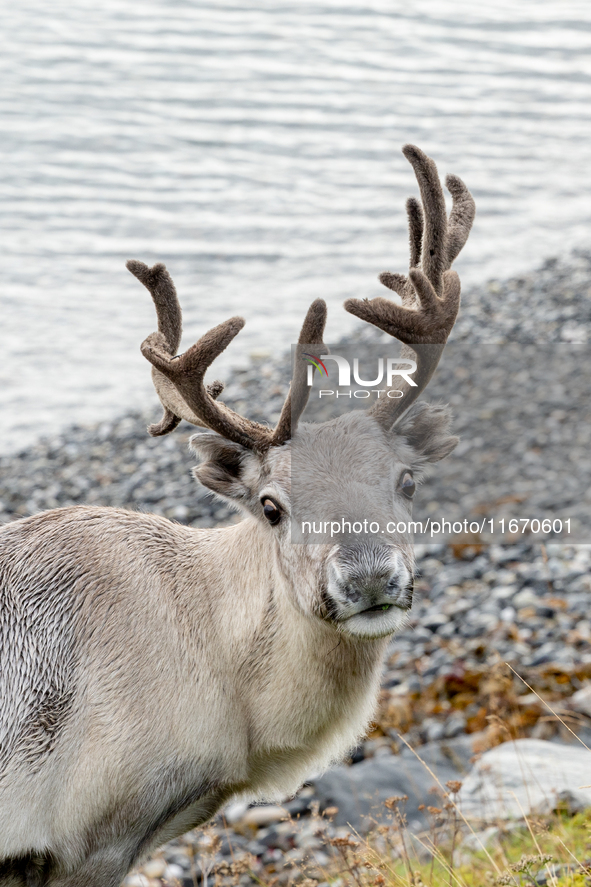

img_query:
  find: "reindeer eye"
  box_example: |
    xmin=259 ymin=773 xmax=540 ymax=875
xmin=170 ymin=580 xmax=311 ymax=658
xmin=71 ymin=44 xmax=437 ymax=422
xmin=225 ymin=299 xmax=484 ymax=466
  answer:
xmin=400 ymin=471 xmax=415 ymax=499
xmin=261 ymin=498 xmax=282 ymax=526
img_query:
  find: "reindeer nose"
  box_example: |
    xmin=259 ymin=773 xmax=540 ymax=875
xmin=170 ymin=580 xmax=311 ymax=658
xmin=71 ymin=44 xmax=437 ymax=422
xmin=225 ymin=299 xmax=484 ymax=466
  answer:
xmin=330 ymin=545 xmax=414 ymax=612
xmin=339 ymin=574 xmax=414 ymax=610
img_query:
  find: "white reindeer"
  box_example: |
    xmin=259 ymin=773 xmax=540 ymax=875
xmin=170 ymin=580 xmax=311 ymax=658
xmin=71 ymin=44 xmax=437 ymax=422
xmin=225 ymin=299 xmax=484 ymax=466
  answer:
xmin=0 ymin=145 xmax=474 ymax=887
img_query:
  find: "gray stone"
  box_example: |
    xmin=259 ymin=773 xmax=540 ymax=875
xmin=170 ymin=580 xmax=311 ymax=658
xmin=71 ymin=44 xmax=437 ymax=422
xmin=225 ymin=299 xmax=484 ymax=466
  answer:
xmin=241 ymin=805 xmax=289 ymax=828
xmin=311 ymin=735 xmax=475 ymax=833
xmin=444 ymin=713 xmax=467 ymax=739
xmin=458 ymin=739 xmax=591 ymax=821
xmin=422 ymin=718 xmax=445 ymax=743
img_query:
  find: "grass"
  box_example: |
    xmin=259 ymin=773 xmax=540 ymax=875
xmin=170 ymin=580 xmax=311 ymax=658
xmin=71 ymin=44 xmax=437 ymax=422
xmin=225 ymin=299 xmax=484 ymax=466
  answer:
xmin=131 ymin=662 xmax=591 ymax=887
xmin=312 ymin=669 xmax=591 ymax=887
xmin=131 ymin=763 xmax=591 ymax=887
xmin=337 ymin=794 xmax=591 ymax=887
xmin=139 ymin=792 xmax=591 ymax=887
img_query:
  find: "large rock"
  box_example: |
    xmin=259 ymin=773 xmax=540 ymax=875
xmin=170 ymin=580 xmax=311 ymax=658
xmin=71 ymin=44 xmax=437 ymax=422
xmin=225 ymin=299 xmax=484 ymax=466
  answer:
xmin=311 ymin=735 xmax=475 ymax=833
xmin=458 ymin=738 xmax=591 ymax=821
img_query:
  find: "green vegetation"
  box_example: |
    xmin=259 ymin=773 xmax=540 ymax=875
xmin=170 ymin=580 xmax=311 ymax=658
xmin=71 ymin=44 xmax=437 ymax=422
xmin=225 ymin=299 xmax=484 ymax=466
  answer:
xmin=334 ymin=801 xmax=591 ymax=887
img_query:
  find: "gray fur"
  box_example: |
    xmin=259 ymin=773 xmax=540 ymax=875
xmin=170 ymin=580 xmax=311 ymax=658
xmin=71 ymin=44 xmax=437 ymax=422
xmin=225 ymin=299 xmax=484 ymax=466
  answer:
xmin=0 ymin=519 xmax=80 ymax=777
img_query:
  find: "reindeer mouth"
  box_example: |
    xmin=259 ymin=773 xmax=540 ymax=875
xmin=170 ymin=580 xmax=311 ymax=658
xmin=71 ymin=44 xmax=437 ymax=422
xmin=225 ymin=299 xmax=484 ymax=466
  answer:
xmin=360 ymin=603 xmax=394 ymax=614
xmin=355 ymin=601 xmax=412 ymax=622
xmin=339 ymin=602 xmax=410 ymax=639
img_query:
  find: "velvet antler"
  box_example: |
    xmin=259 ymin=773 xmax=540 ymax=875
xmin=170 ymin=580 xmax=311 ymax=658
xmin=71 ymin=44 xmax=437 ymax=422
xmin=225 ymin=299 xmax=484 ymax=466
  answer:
xmin=344 ymin=144 xmax=475 ymax=430
xmin=128 ymin=261 xmax=326 ymax=450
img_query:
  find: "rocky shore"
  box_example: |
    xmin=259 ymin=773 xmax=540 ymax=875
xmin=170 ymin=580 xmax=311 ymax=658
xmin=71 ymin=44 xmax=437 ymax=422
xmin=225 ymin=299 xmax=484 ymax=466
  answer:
xmin=2 ymin=252 xmax=591 ymax=884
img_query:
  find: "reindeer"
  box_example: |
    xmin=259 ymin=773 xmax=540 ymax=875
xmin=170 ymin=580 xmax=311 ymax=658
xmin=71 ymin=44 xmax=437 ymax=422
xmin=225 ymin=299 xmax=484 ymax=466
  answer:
xmin=0 ymin=145 xmax=474 ymax=887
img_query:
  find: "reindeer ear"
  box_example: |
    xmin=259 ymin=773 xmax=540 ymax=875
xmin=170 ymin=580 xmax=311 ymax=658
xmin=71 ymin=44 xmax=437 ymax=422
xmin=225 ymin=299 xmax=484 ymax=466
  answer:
xmin=393 ymin=401 xmax=458 ymax=465
xmin=190 ymin=433 xmax=255 ymax=505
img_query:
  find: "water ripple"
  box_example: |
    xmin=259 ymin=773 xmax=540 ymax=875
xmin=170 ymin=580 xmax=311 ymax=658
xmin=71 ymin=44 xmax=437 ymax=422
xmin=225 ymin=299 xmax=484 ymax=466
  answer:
xmin=1 ymin=0 xmax=591 ymax=451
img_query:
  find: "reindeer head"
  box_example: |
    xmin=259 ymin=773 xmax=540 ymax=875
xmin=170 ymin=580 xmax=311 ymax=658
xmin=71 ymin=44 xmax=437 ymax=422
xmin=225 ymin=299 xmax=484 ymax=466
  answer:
xmin=128 ymin=145 xmax=475 ymax=640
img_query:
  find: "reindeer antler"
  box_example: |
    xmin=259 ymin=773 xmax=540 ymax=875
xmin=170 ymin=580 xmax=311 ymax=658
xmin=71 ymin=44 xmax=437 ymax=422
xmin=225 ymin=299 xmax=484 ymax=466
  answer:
xmin=128 ymin=261 xmax=326 ymax=450
xmin=344 ymin=144 xmax=475 ymax=430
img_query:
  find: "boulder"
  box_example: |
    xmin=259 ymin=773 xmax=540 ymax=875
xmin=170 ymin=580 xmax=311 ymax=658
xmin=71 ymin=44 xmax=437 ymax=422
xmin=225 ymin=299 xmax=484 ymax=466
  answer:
xmin=458 ymin=738 xmax=591 ymax=821
xmin=311 ymin=735 xmax=475 ymax=833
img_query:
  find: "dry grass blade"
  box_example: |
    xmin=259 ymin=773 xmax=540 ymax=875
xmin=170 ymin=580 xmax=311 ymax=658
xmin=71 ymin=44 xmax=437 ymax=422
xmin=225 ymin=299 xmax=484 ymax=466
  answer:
xmin=505 ymin=663 xmax=591 ymax=752
xmin=508 ymin=792 xmax=558 ymax=887
xmin=395 ymin=732 xmax=502 ymax=876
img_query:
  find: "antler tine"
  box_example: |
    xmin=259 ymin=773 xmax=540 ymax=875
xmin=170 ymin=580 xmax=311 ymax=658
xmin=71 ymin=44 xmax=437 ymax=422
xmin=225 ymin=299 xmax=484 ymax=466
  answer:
xmin=271 ymin=298 xmax=327 ymax=446
xmin=128 ymin=261 xmax=227 ymax=437
xmin=127 ymin=260 xmax=184 ymax=436
xmin=402 ymin=144 xmax=448 ymax=297
xmin=446 ymin=173 xmax=476 ymax=265
xmin=376 ymin=197 xmax=424 ymax=304
xmin=127 ymin=261 xmax=182 ymax=354
xmin=406 ymin=196 xmax=423 ymax=271
xmin=344 ymin=145 xmax=475 ymax=431
xmin=140 ymin=315 xmax=277 ymax=450
xmin=130 ymin=261 xmax=327 ymax=450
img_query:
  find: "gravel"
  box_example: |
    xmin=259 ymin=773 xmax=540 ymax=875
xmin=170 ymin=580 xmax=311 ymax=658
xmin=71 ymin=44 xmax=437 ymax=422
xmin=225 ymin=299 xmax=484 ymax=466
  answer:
xmin=2 ymin=251 xmax=591 ymax=882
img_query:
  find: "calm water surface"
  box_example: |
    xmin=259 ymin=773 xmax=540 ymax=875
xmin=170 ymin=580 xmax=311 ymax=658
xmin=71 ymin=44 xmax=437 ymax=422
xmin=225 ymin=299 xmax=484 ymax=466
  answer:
xmin=1 ymin=0 xmax=591 ymax=452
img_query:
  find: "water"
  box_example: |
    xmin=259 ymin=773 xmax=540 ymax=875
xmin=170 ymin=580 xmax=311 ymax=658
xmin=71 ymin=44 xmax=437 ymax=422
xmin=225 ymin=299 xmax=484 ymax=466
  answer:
xmin=1 ymin=0 xmax=591 ymax=453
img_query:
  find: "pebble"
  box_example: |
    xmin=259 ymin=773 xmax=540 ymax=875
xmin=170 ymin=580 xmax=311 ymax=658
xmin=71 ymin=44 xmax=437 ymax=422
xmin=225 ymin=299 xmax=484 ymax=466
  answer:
xmin=141 ymin=860 xmax=166 ymax=879
xmin=241 ymin=806 xmax=288 ymax=828
xmin=223 ymin=802 xmax=249 ymax=825
xmin=164 ymin=863 xmax=186 ymax=881
xmin=125 ymin=876 xmax=151 ymax=887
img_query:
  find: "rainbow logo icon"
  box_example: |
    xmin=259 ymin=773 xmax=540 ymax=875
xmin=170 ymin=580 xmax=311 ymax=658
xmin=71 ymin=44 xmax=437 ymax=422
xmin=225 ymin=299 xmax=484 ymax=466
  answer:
xmin=302 ymin=353 xmax=328 ymax=376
